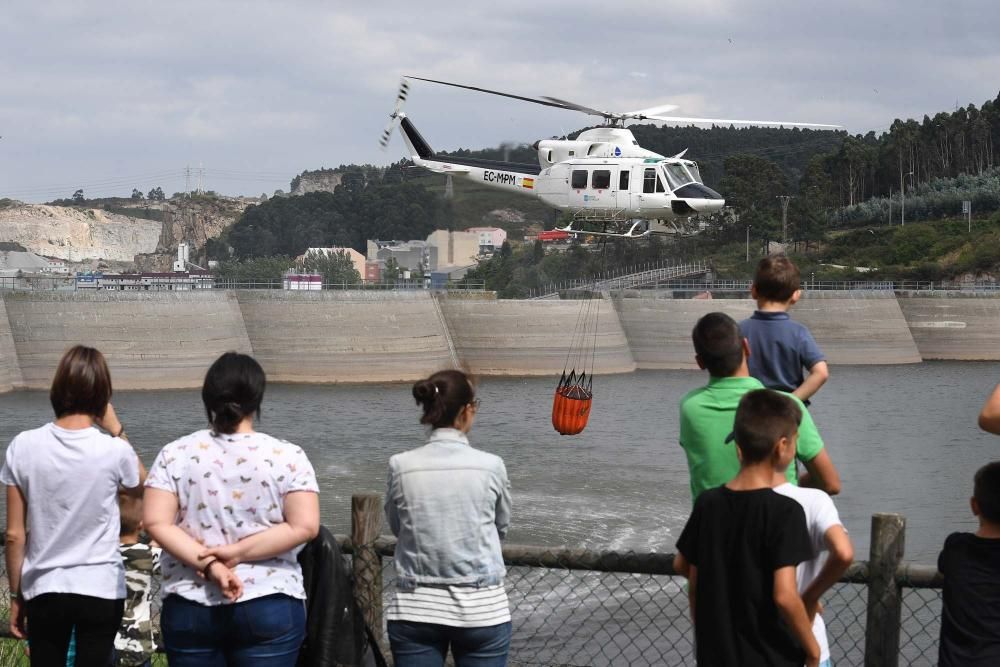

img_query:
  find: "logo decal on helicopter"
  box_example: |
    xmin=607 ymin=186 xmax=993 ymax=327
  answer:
xmin=522 ymin=177 xmax=534 ymax=190
xmin=483 ymin=170 xmax=516 ymax=186
xmin=614 ymin=146 xmax=621 ymax=156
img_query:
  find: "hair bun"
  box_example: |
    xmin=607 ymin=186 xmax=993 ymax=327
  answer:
xmin=412 ymin=379 xmax=438 ymax=404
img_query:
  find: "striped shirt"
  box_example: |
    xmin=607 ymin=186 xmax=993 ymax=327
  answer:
xmin=386 ymin=584 xmax=511 ymax=628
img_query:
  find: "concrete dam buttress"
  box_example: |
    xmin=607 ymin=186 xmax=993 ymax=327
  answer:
xmin=236 ymin=291 xmax=456 ymax=383
xmin=0 ymin=290 xmax=988 ymax=392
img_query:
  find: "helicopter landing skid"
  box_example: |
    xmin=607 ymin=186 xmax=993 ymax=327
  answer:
xmin=558 ymin=216 xmax=655 ymax=239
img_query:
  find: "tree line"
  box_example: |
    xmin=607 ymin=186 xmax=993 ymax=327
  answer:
xmin=224 ymin=163 xmax=444 ymax=259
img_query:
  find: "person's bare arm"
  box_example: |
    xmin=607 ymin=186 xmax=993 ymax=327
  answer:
xmin=198 ymin=491 xmax=320 ymax=566
xmin=979 ymin=383 xmax=1000 ymax=434
xmin=143 ymin=487 xmax=243 ymax=601
xmin=96 ymin=403 xmax=147 ymax=497
xmin=687 ymin=564 xmax=698 ymax=625
xmin=673 ymin=552 xmax=690 ymax=578
xmin=793 ymin=361 xmax=829 ymax=402
xmin=5 ymin=486 xmax=27 ymax=639
xmin=774 ymin=566 xmax=821 ymax=667
xmin=801 ymin=525 xmax=853 ymax=620
xmin=799 ymin=449 xmax=841 ymax=496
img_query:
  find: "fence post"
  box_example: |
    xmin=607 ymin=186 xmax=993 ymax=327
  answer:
xmin=352 ymin=493 xmax=384 ymax=643
xmin=864 ymin=513 xmax=906 ymax=667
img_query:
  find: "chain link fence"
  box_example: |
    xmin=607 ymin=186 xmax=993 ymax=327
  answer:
xmin=0 ymin=537 xmax=944 ymax=667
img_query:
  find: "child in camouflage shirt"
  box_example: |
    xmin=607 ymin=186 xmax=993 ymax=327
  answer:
xmin=112 ymin=494 xmax=161 ymax=667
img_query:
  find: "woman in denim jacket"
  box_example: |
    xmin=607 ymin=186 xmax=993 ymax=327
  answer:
xmin=385 ymin=369 xmax=512 ymax=667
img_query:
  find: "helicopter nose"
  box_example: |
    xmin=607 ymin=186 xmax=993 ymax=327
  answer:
xmin=671 ymin=183 xmax=725 ymax=214
xmin=693 ymin=198 xmax=725 ymax=213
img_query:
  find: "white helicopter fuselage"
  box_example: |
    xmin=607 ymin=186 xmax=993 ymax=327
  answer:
xmin=397 ymin=115 xmax=725 ymax=225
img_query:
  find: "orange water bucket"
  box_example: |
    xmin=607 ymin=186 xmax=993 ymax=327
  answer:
xmin=552 ymin=384 xmax=593 ymax=435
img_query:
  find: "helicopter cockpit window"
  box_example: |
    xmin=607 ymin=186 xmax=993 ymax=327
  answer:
xmin=663 ymin=164 xmax=694 ymax=189
xmin=687 ymin=162 xmax=703 ymax=183
xmin=571 ymin=170 xmax=588 ymax=189
xmin=592 ymin=170 xmax=611 ymax=189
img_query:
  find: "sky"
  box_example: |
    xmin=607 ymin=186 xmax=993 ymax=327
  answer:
xmin=2 ymin=0 xmax=999 ymax=202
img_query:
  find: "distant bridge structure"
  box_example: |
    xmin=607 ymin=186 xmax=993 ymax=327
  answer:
xmin=529 ymin=260 xmax=711 ymax=299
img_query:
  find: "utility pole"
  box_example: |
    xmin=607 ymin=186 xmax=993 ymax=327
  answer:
xmin=185 ymin=165 xmax=191 ymax=196
xmin=745 ymin=223 xmax=752 ymax=263
xmin=777 ymin=196 xmax=793 ymax=243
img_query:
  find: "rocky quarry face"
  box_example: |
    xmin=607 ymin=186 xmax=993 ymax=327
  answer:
xmin=0 ymin=205 xmax=161 ymax=263
xmin=0 ymin=197 xmax=250 ymax=271
xmin=292 ymin=171 xmax=343 ymax=195
xmin=130 ymin=197 xmax=250 ymax=271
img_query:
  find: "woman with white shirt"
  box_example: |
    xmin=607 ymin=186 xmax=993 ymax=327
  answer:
xmin=144 ymin=352 xmax=319 ymax=667
xmin=385 ymin=369 xmax=513 ymax=667
xmin=3 ymin=345 xmax=146 ymax=667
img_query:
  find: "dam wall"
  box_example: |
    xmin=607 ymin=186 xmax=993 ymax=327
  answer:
xmin=0 ymin=289 xmax=993 ymax=393
xmin=0 ymin=298 xmax=22 ymax=392
xmin=614 ymin=291 xmax=921 ymax=368
xmin=236 ymin=291 xmax=456 ymax=383
xmin=439 ymin=299 xmax=636 ymax=376
xmin=3 ymin=291 xmax=252 ymax=390
xmin=897 ymin=294 xmax=1000 ymax=360
xmin=614 ymin=298 xmax=754 ymax=369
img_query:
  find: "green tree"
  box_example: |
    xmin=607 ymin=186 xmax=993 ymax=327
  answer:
xmin=381 ymin=257 xmax=401 ymax=284
xmin=72 ymin=189 xmax=84 ymax=203
xmin=298 ymin=250 xmax=361 ymax=285
xmin=214 ymin=256 xmax=296 ymax=285
xmin=131 ymin=189 xmax=144 ymax=200
xmin=147 ymin=186 xmax=165 ymax=201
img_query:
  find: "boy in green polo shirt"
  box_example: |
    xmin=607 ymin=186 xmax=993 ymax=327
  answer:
xmin=679 ymin=312 xmax=841 ymax=503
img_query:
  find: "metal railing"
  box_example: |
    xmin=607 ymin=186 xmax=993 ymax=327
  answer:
xmin=0 ymin=502 xmax=946 ymax=667
xmin=0 ymin=276 xmax=486 ymax=292
xmin=346 ymin=498 xmax=941 ymax=667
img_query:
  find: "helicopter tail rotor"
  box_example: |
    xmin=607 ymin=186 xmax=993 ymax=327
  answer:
xmin=379 ymin=78 xmax=411 ymax=150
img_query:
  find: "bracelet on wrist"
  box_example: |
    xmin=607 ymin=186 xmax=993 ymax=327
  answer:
xmin=8 ymin=590 xmax=20 ymax=600
xmin=113 ymin=424 xmax=126 ymax=438
xmin=201 ymin=558 xmax=219 ymax=577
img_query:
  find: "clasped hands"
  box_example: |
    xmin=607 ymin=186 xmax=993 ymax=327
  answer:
xmin=199 ymin=543 xmax=245 ymax=602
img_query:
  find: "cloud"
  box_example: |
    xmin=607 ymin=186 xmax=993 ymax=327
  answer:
xmin=1 ymin=0 xmax=999 ymax=200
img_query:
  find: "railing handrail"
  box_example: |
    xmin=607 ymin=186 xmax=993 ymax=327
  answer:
xmin=333 ymin=533 xmax=942 ymax=587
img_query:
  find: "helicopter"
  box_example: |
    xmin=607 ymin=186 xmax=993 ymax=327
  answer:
xmin=381 ymin=76 xmax=839 ymax=238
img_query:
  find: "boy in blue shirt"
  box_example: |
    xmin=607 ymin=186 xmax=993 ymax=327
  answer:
xmin=741 ymin=256 xmax=829 ymax=403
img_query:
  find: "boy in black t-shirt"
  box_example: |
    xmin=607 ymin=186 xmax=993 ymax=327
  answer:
xmin=938 ymin=461 xmax=1000 ymax=666
xmin=675 ymin=389 xmax=820 ymax=667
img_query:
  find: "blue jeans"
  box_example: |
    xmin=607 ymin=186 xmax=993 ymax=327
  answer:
xmin=388 ymin=620 xmax=512 ymax=667
xmin=161 ymin=594 xmax=305 ymax=667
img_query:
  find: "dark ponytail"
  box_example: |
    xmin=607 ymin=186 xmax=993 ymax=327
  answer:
xmin=413 ymin=369 xmax=475 ymax=429
xmin=202 ymin=352 xmax=266 ymax=434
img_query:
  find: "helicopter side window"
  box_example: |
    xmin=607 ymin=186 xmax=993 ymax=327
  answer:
xmin=592 ymin=170 xmax=611 ymax=190
xmin=619 ymin=170 xmax=629 ymax=190
xmin=643 ymin=168 xmax=656 ymax=194
xmin=571 ymin=170 xmax=588 ymax=189
xmin=656 ymin=172 xmax=666 ymax=193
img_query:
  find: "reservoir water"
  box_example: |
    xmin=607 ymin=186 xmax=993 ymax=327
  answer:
xmin=1 ymin=361 xmax=997 ymax=563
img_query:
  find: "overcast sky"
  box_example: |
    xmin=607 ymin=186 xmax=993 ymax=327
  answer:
xmin=2 ymin=0 xmax=998 ymax=202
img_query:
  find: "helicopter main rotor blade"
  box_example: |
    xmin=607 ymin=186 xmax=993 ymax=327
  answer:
xmin=541 ymin=96 xmax=620 ymax=121
xmin=622 ymin=104 xmax=680 ymax=118
xmin=640 ymin=114 xmax=841 ymax=129
xmin=405 ymin=76 xmax=570 ymax=111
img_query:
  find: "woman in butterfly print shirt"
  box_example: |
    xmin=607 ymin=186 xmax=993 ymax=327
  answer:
xmin=144 ymin=353 xmax=319 ymax=667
